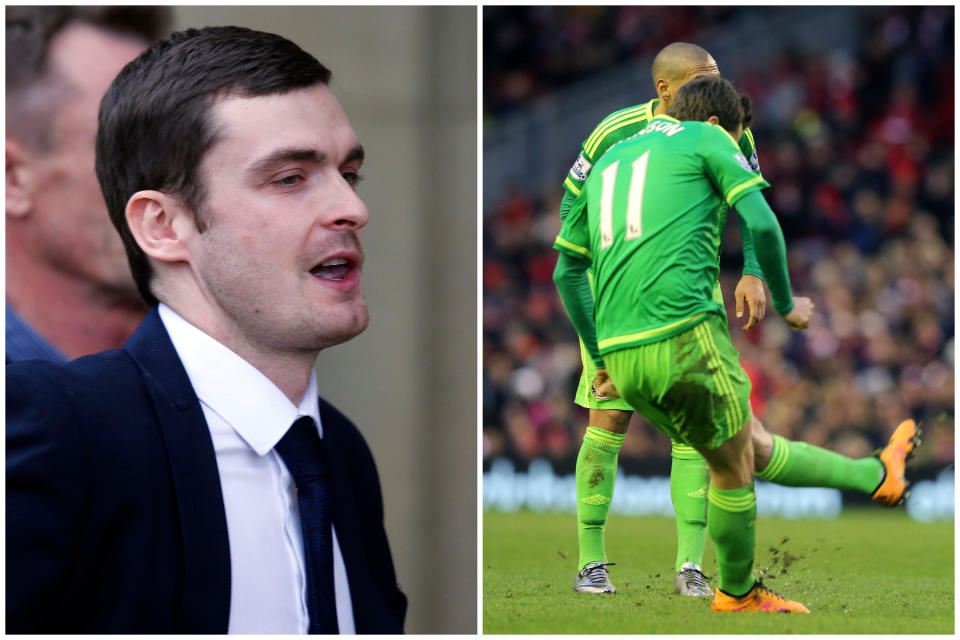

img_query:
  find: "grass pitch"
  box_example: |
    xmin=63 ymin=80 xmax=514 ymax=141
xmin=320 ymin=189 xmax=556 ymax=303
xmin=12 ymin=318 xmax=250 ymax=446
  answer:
xmin=483 ymin=509 xmax=953 ymax=634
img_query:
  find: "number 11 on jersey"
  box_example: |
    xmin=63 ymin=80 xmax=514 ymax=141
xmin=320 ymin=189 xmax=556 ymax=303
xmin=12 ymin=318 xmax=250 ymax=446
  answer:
xmin=599 ymin=150 xmax=650 ymax=249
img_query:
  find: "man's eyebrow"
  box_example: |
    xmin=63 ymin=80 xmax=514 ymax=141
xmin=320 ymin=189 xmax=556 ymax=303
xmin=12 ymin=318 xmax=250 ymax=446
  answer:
xmin=245 ymin=144 xmax=365 ymax=180
xmin=246 ymin=147 xmax=325 ymax=179
xmin=344 ymin=145 xmax=365 ymax=164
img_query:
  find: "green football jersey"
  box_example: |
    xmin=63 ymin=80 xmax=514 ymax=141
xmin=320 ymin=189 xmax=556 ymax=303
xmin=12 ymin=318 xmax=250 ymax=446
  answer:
xmin=560 ymin=98 xmax=761 ymax=219
xmin=554 ymin=115 xmax=769 ymax=356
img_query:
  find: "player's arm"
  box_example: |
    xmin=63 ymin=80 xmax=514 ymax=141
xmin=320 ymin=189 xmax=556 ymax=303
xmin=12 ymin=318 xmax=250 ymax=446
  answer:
xmin=560 ymin=144 xmax=597 ymax=220
xmin=735 ymin=191 xmax=814 ymax=330
xmin=552 ymin=251 xmax=604 ymax=368
xmin=733 ymin=127 xmax=767 ymax=330
xmin=559 ymin=189 xmax=579 ymax=222
xmin=734 ymin=214 xmax=766 ymax=330
xmin=738 ymin=213 xmax=764 ymax=279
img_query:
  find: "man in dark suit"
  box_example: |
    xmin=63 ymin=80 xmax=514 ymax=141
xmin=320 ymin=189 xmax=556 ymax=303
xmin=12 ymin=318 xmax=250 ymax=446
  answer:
xmin=7 ymin=26 xmax=406 ymax=634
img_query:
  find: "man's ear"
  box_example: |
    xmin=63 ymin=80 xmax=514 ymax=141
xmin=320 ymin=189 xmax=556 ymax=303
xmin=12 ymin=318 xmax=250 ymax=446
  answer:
xmin=125 ymin=190 xmax=194 ymax=265
xmin=6 ymin=138 xmax=33 ymax=219
xmin=655 ymin=78 xmax=670 ymax=102
xmin=706 ymin=115 xmax=720 ymax=126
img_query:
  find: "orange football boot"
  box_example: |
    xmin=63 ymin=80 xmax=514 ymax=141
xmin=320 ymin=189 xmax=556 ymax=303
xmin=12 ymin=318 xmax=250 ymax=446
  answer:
xmin=872 ymin=419 xmax=920 ymax=507
xmin=711 ymin=582 xmax=810 ymax=613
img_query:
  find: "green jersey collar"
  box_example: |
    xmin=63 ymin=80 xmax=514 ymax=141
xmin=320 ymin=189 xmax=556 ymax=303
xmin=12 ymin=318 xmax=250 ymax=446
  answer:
xmin=652 ymin=113 xmax=739 ymax=146
xmin=651 ymin=113 xmax=681 ymax=124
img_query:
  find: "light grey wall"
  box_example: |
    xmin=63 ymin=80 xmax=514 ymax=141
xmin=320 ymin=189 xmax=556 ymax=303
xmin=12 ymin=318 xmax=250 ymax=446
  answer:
xmin=172 ymin=7 xmax=477 ymax=634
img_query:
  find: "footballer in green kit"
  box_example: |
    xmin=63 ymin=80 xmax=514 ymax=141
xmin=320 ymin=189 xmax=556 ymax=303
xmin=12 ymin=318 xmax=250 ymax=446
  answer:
xmin=556 ymin=114 xmax=769 ymax=358
xmin=559 ymin=42 xmax=768 ymax=598
xmin=553 ymin=75 xmax=918 ymax=614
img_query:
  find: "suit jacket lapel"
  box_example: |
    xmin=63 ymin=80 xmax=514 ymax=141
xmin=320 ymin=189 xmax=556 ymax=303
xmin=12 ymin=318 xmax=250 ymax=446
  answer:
xmin=320 ymin=404 xmax=401 ymax=633
xmin=125 ymin=308 xmax=231 ymax=633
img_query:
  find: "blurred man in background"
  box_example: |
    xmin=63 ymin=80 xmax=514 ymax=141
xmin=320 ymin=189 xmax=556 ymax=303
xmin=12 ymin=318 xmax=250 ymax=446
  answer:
xmin=5 ymin=6 xmax=171 ymax=362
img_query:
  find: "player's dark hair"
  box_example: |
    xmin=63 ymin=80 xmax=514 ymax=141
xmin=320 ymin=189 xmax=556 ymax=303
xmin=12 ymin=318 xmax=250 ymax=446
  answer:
xmin=740 ymin=93 xmax=753 ymax=129
xmin=6 ymin=5 xmax=172 ymax=151
xmin=95 ymin=26 xmax=332 ymax=306
xmin=666 ymin=76 xmax=752 ymax=134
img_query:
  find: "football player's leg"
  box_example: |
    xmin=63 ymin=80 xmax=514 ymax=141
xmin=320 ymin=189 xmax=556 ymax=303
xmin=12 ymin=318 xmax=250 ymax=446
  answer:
xmin=670 ymin=440 xmax=712 ymax=595
xmin=674 ymin=316 xmax=806 ymax=611
xmin=573 ymin=410 xmax=628 ymax=593
xmin=603 ymin=323 xmax=718 ymax=592
xmin=697 ymin=415 xmax=809 ymax=613
xmin=573 ymin=336 xmax=634 ymax=593
xmin=752 ymin=416 xmax=918 ymax=505
xmin=696 ymin=421 xmax=756 ymax=599
xmin=575 ymin=409 xmax=628 ymax=574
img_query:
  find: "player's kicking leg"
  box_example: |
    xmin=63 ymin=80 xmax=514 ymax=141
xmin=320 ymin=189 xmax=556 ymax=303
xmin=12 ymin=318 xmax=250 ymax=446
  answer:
xmin=750 ymin=416 xmax=919 ymax=505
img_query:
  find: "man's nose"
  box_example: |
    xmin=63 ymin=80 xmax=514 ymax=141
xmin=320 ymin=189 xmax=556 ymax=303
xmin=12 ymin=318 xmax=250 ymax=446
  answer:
xmin=323 ymin=177 xmax=369 ymax=230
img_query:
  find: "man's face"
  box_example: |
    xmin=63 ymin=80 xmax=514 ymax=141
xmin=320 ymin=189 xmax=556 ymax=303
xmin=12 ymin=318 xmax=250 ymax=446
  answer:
xmin=24 ymin=24 xmax=145 ymax=298
xmin=184 ymin=84 xmax=369 ymax=354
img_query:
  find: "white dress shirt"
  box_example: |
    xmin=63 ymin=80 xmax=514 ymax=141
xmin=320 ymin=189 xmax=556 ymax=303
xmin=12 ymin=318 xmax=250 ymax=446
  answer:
xmin=159 ymin=304 xmax=355 ymax=634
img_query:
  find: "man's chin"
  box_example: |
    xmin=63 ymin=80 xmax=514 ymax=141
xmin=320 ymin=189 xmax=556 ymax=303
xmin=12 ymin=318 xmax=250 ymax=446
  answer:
xmin=311 ymin=304 xmax=369 ymax=350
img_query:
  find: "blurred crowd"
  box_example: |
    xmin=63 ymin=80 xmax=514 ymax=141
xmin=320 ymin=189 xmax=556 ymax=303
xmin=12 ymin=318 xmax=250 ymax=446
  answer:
xmin=483 ymin=6 xmax=954 ymax=468
xmin=484 ymin=6 xmax=741 ymax=116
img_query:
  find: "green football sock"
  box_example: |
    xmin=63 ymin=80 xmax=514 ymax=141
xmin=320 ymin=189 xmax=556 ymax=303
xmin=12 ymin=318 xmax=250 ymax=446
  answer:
xmin=757 ymin=435 xmax=883 ymax=493
xmin=670 ymin=441 xmax=709 ymax=573
xmin=576 ymin=426 xmax=625 ymax=570
xmin=708 ymin=483 xmax=757 ymax=597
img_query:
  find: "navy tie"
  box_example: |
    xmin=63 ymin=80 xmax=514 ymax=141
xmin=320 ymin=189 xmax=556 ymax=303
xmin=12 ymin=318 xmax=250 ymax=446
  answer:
xmin=274 ymin=416 xmax=339 ymax=634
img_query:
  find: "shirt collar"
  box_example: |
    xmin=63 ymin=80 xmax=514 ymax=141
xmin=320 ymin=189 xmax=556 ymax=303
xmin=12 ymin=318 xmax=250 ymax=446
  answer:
xmin=158 ymin=303 xmax=321 ymax=455
xmin=646 ymin=98 xmax=659 ymax=120
xmin=652 ymin=113 xmax=680 ymax=124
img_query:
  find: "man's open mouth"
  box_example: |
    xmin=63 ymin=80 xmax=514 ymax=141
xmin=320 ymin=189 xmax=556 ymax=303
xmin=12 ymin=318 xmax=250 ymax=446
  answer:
xmin=310 ymin=257 xmax=351 ymax=281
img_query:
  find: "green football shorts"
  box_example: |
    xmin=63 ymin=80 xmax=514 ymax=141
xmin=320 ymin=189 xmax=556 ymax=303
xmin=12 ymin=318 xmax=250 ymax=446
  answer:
xmin=602 ymin=312 xmax=751 ymax=450
xmin=574 ymin=280 xmax=726 ymax=413
xmin=575 ymin=335 xmax=634 ymax=411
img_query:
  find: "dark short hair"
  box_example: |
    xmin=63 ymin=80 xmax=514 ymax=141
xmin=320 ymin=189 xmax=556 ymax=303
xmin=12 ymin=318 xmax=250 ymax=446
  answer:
xmin=95 ymin=26 xmax=332 ymax=306
xmin=6 ymin=5 xmax=172 ymax=150
xmin=666 ymin=75 xmax=753 ymax=134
